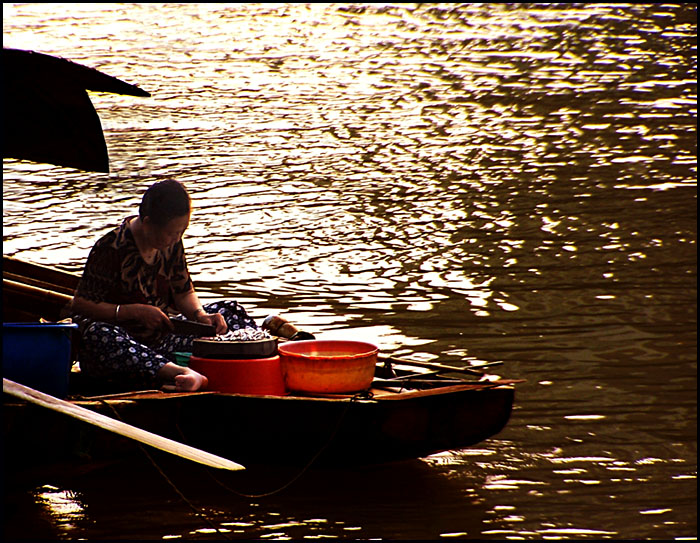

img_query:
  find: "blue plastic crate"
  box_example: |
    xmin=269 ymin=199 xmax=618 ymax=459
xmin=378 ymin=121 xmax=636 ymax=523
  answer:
xmin=2 ymin=323 xmax=78 ymax=398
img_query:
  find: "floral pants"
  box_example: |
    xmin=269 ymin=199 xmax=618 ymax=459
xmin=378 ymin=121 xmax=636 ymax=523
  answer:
xmin=77 ymin=300 xmax=257 ymax=387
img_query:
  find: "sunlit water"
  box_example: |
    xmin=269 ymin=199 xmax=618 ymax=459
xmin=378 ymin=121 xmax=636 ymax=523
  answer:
xmin=3 ymin=3 xmax=696 ymax=540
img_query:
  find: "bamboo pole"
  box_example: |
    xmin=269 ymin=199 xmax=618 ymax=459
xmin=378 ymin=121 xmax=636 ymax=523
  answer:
xmin=378 ymin=354 xmax=503 ymax=377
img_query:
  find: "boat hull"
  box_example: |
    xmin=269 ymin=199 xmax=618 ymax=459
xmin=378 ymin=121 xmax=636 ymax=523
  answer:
xmin=4 ymin=384 xmax=514 ymax=469
xmin=175 ymin=386 xmax=514 ymax=466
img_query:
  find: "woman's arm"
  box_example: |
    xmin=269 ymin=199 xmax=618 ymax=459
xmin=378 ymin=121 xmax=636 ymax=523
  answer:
xmin=71 ymin=295 xmax=172 ymax=332
xmin=173 ymin=289 xmax=227 ymax=334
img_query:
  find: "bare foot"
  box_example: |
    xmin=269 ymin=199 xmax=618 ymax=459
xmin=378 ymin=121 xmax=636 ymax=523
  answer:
xmin=173 ymin=370 xmax=208 ymax=391
xmin=160 ymin=364 xmax=208 ymax=392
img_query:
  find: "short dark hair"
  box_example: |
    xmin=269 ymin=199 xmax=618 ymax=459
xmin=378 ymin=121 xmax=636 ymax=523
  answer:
xmin=139 ymin=180 xmax=191 ymax=226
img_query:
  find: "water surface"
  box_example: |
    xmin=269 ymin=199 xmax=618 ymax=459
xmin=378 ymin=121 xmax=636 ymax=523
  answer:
xmin=3 ymin=3 xmax=696 ymax=540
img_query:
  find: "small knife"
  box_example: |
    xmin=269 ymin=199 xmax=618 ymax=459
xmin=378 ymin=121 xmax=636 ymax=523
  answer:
xmin=169 ymin=318 xmax=216 ymax=337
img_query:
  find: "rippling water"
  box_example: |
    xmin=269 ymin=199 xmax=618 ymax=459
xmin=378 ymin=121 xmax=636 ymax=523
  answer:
xmin=3 ymin=3 xmax=696 ymax=540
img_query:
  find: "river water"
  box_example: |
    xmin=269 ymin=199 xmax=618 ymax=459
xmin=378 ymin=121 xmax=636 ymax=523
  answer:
xmin=3 ymin=3 xmax=696 ymax=540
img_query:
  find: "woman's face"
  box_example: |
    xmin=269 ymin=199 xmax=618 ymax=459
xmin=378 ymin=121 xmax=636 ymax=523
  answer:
xmin=145 ymin=214 xmax=190 ymax=250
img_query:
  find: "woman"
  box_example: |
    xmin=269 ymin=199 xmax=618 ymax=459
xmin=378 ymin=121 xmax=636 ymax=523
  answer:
xmin=71 ymin=179 xmax=257 ymax=391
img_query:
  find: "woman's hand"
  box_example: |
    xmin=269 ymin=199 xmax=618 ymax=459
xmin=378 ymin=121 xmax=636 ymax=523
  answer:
xmin=195 ymin=310 xmax=227 ymax=335
xmin=125 ymin=303 xmax=173 ymax=332
xmin=173 ymin=290 xmax=227 ymax=335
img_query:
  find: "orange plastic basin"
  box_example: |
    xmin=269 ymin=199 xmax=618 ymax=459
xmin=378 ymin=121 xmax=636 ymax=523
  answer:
xmin=278 ymin=340 xmax=378 ymax=394
xmin=189 ymin=355 xmax=286 ymax=396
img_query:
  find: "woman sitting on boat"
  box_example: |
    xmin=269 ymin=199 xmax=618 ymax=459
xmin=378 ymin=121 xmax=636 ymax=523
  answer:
xmin=70 ymin=179 xmax=256 ymax=392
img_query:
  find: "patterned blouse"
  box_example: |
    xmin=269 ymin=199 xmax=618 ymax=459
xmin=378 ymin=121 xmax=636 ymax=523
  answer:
xmin=73 ymin=216 xmax=193 ymax=337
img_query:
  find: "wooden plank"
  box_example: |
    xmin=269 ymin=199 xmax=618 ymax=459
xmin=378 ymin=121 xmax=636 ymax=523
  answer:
xmin=3 ymin=271 xmax=75 ymax=295
xmin=3 ymin=278 xmax=73 ymax=322
xmin=3 ymin=378 xmax=245 ymax=471
xmin=3 ymin=278 xmax=72 ymax=303
xmin=3 ymin=256 xmax=80 ymax=291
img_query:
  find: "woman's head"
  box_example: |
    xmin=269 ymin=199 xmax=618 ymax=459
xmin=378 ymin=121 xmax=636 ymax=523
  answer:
xmin=139 ymin=180 xmax=191 ymax=250
xmin=139 ymin=179 xmax=191 ymax=226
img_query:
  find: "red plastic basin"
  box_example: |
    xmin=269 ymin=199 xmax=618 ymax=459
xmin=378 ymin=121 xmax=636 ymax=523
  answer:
xmin=278 ymin=340 xmax=378 ymax=394
xmin=189 ymin=355 xmax=286 ymax=396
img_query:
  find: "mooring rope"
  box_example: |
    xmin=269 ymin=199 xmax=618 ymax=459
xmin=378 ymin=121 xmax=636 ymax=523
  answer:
xmin=98 ymin=399 xmax=232 ymax=541
xmin=177 ymin=391 xmax=372 ymax=499
xmin=88 ymin=389 xmax=371 ymax=539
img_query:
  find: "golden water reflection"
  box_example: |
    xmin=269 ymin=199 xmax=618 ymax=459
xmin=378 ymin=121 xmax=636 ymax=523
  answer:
xmin=3 ymin=2 xmax=696 ymax=541
xmin=33 ymin=485 xmax=86 ymax=536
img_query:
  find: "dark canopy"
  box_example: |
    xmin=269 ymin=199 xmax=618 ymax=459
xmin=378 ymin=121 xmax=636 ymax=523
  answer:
xmin=3 ymin=48 xmax=150 ymax=173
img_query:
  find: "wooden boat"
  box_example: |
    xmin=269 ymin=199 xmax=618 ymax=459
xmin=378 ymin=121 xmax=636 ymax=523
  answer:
xmin=4 ymin=47 xmax=151 ymax=174
xmin=3 ymin=256 xmax=518 ymax=468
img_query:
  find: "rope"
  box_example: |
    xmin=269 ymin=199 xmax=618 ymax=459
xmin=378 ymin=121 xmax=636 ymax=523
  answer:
xmin=182 ymin=391 xmax=372 ymax=499
xmin=98 ymin=399 xmax=232 ymax=541
xmin=89 ymin=386 xmax=371 ymax=539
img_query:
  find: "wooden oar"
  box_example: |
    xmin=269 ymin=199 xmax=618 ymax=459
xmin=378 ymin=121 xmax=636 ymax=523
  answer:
xmin=3 ymin=378 xmax=244 ymax=471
